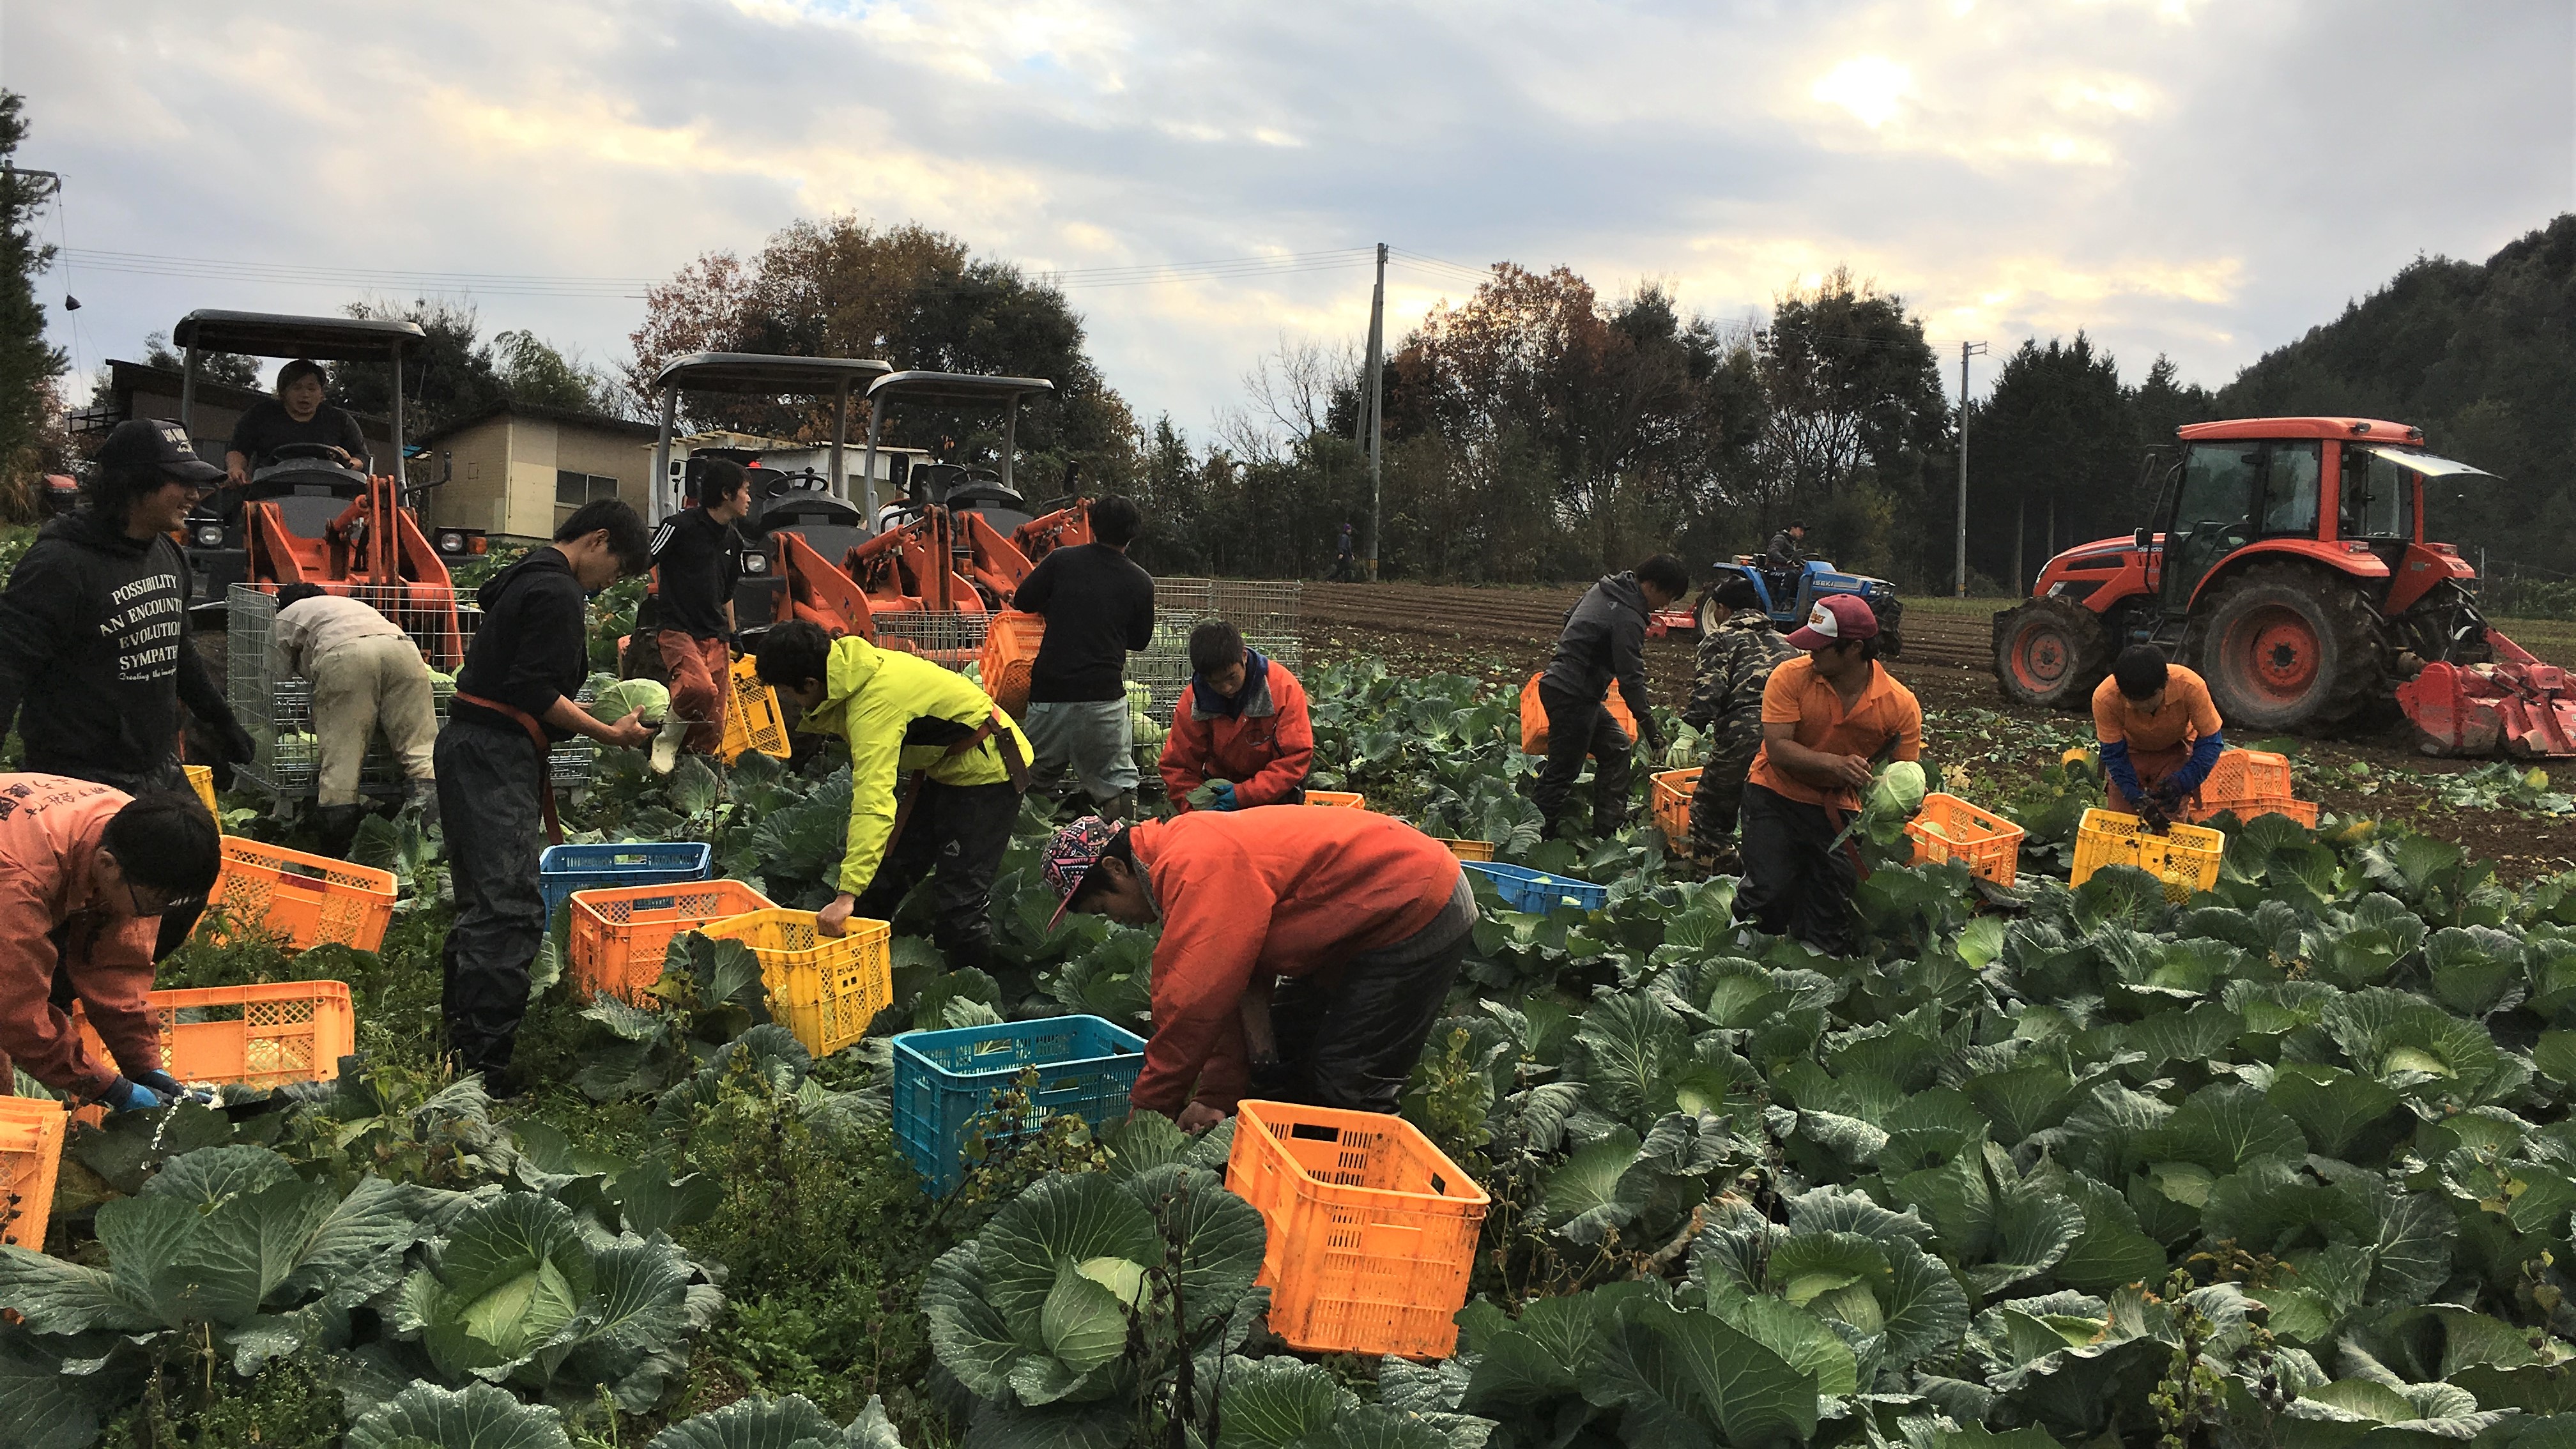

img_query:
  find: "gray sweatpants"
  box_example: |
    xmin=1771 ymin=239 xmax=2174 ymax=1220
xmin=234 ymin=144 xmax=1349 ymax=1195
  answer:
xmin=434 ymin=720 xmax=548 ymax=1075
xmin=1022 ymin=699 xmax=1138 ymax=805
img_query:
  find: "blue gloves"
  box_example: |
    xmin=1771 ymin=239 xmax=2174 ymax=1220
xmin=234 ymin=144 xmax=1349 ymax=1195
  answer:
xmin=1211 ymin=781 xmax=1239 ymax=811
xmin=101 ymin=1077 xmax=166 ymax=1114
xmin=131 ymin=1068 xmax=211 ymax=1105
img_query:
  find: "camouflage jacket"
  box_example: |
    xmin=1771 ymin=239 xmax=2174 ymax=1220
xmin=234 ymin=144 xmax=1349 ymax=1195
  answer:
xmin=1684 ymin=613 xmax=1795 ymax=733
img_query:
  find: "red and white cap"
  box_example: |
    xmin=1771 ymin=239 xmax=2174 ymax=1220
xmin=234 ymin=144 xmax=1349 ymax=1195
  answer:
xmin=1784 ymin=594 xmax=1879 ymax=650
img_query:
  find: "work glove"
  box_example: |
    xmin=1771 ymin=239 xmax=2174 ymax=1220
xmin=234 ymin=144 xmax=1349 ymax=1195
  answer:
xmin=1250 ymin=1054 xmax=1294 ymax=1092
xmin=1211 ymin=781 xmax=1239 ymax=812
xmin=98 ymin=1077 xmax=166 ymax=1114
xmin=130 ymin=1068 xmax=214 ymax=1106
xmin=2135 ymin=792 xmax=2172 ymax=834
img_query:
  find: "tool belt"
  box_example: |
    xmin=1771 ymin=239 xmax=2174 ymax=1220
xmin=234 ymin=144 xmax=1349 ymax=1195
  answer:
xmin=889 ymin=710 xmax=1031 ymax=845
xmin=455 ymin=693 xmax=564 ymax=846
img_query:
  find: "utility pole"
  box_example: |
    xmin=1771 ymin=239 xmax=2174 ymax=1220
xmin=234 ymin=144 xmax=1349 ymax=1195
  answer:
xmin=1954 ymin=340 xmax=1987 ymax=598
xmin=1363 ymin=242 xmax=1386 ymax=583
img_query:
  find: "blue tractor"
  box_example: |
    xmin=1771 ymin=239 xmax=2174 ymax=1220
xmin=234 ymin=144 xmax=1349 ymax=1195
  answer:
xmin=1666 ymin=555 xmax=1904 ymax=656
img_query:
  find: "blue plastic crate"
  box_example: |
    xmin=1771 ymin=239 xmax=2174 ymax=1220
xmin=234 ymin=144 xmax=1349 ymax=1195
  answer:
xmin=893 ymin=1015 xmax=1147 ymax=1195
xmin=539 ymin=842 xmax=712 ymax=921
xmin=1463 ymin=860 xmax=1608 ymax=914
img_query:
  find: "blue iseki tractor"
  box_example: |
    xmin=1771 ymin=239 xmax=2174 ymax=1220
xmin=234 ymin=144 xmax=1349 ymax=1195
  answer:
xmin=1655 ymin=555 xmax=1905 ymax=656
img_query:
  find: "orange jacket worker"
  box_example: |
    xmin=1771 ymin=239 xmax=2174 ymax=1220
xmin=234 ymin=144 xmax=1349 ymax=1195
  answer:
xmin=0 ymin=778 xmax=221 ymax=1111
xmin=2093 ymin=646 xmax=2225 ymax=821
xmin=1737 ymin=595 xmax=1921 ymax=955
xmin=1159 ymin=620 xmax=1314 ymax=811
xmin=1045 ymin=807 xmax=1475 ymax=1133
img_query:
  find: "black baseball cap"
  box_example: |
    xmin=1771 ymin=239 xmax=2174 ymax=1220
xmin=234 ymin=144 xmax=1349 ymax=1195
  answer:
xmin=96 ymin=419 xmax=223 ymax=484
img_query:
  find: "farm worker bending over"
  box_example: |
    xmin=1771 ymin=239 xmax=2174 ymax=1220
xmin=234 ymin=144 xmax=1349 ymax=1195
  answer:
xmin=2094 ymin=645 xmax=2225 ymax=826
xmin=1533 ymin=554 xmax=1685 ymax=839
xmin=0 ymin=779 xmax=219 ymax=1112
xmin=1045 ymin=807 xmax=1476 ymax=1131
xmin=1160 ymin=619 xmax=1314 ymax=811
xmin=755 ymin=618 xmax=1031 ymax=974
xmin=1738 ymin=595 xmax=1921 ymax=956
xmin=225 ymin=358 xmax=369 ymax=487
xmin=440 ymin=501 xmax=657 ymax=1089
xmin=1011 ymin=493 xmax=1154 ymax=822
xmin=647 ymin=457 xmax=748 ymax=756
xmin=270 ymin=584 xmax=439 ymax=856
xmin=1681 ymin=575 xmax=1795 ymax=866
xmin=0 ymin=418 xmax=256 ymax=961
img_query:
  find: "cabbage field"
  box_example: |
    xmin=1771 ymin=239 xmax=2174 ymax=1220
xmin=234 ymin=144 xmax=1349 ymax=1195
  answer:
xmin=11 ymin=653 xmax=2576 ymax=1449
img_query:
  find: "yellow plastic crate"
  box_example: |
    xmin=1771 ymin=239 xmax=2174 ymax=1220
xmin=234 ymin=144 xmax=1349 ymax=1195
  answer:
xmin=183 ymin=764 xmax=218 ymax=818
xmin=2071 ymin=808 xmax=2225 ymax=901
xmin=719 ymin=656 xmax=792 ymax=763
xmin=1436 ymin=838 xmax=1495 ymax=861
xmin=699 ymin=909 xmax=892 ymax=1058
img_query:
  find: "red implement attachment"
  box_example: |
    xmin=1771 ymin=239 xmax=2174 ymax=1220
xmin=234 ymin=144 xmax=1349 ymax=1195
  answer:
xmin=2395 ymin=630 xmax=2576 ymax=758
xmin=1646 ymin=608 xmax=1695 ymax=640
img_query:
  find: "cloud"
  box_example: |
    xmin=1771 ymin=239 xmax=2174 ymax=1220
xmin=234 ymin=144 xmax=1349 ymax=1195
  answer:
xmin=10 ymin=0 xmax=2570 ymax=433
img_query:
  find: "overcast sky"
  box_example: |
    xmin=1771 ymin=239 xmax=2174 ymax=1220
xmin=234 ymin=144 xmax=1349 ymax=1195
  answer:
xmin=8 ymin=0 xmax=2570 ymax=435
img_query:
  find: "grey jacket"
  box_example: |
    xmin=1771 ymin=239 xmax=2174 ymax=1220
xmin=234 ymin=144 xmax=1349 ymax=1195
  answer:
xmin=1540 ymin=572 xmax=1659 ymax=746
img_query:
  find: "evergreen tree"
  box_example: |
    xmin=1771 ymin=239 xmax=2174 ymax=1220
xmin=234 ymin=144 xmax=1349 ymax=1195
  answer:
xmin=0 ymin=91 xmax=67 ymax=514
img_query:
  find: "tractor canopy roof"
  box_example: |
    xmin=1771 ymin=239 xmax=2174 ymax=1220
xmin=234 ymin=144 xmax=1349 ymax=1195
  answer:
xmin=865 ymin=371 xmax=1055 ymax=406
xmin=2177 ymin=416 xmax=2423 ymax=443
xmin=650 ymin=353 xmax=893 ymax=397
xmin=172 ymin=310 xmax=427 ymax=362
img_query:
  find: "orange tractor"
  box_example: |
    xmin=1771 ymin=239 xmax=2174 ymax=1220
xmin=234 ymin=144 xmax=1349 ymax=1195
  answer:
xmin=1992 ymin=416 xmax=2566 ymax=756
xmin=643 ymin=356 xmax=1089 ymax=654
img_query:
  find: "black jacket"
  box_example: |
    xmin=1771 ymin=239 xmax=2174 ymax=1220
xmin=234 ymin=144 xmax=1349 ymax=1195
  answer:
xmin=1540 ymin=572 xmax=1659 ymax=747
xmin=453 ymin=548 xmax=588 ymax=742
xmin=1766 ymin=530 xmax=1804 ymax=570
xmin=1012 ymin=543 xmax=1156 ymax=703
xmin=0 ymin=509 xmax=234 ymax=781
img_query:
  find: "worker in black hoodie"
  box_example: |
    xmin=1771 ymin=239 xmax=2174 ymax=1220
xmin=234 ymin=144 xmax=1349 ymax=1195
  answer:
xmin=438 ymin=499 xmax=656 ymax=1088
xmin=1531 ymin=554 xmax=1686 ymax=839
xmin=0 ymin=418 xmax=257 ymax=958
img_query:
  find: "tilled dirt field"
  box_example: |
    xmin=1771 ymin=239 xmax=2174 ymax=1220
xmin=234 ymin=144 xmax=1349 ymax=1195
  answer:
xmin=1299 ymin=581 xmax=2576 ymax=881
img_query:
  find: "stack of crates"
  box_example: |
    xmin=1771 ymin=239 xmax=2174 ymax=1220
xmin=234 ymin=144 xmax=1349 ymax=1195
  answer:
xmin=891 ymin=1015 xmax=1146 ymax=1194
xmin=208 ymin=839 xmax=399 ymax=954
xmin=74 ymin=981 xmax=355 ymax=1091
xmin=700 ymin=909 xmax=893 ymax=1058
xmin=2187 ymin=749 xmax=2317 ymax=827
xmin=567 ymin=878 xmax=776 ymax=1004
xmin=1905 ymin=793 xmax=2026 ymax=887
xmin=2072 ymin=808 xmax=2225 ymax=900
xmin=1225 ymin=1100 xmax=1489 ymax=1358
xmin=1650 ymin=768 xmax=1699 ymax=850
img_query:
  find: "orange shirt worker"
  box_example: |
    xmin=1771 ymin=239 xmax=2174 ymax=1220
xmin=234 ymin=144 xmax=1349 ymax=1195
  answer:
xmin=2092 ymin=646 xmax=2225 ymax=823
xmin=1736 ymin=595 xmax=1921 ymax=955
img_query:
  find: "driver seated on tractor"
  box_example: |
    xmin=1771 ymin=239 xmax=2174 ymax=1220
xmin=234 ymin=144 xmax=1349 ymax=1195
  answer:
xmin=2094 ymin=645 xmax=2226 ymax=826
xmin=1160 ymin=619 xmax=1314 ymax=812
xmin=1763 ymin=519 xmax=1808 ymax=604
xmin=224 ymin=358 xmax=369 ymax=489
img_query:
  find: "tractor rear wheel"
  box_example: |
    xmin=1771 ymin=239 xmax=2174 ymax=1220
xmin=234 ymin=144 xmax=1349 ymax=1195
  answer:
xmin=1992 ymin=597 xmax=2111 ymax=709
xmin=2188 ymin=562 xmax=2386 ymax=732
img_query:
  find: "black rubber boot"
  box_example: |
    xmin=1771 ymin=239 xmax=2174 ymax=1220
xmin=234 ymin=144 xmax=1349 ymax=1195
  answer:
xmin=314 ymin=803 xmax=368 ymax=860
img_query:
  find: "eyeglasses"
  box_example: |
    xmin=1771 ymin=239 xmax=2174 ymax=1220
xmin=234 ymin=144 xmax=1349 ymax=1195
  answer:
xmin=124 ymin=882 xmax=206 ymax=919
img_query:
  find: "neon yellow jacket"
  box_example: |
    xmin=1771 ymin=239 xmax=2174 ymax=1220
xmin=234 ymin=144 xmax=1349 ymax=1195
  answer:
xmin=799 ymin=634 xmax=1032 ymax=896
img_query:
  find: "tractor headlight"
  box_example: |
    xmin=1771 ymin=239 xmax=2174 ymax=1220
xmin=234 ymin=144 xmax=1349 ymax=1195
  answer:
xmin=438 ymin=532 xmax=465 ymax=554
xmin=742 ymin=552 xmax=769 ymax=574
xmin=193 ymin=525 xmax=225 ymax=548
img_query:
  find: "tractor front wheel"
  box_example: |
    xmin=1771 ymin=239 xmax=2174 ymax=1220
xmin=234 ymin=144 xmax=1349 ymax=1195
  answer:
xmin=1991 ymin=597 xmax=2110 ymax=709
xmin=2189 ymin=563 xmax=2386 ymax=732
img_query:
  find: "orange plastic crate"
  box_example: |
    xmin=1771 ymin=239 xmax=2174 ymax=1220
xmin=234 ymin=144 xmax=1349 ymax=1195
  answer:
xmin=2200 ymin=748 xmax=2292 ymax=802
xmin=2189 ymin=794 xmax=2319 ymax=828
xmin=569 ymin=878 xmax=775 ymax=1004
xmin=207 ymin=839 xmax=398 ymax=954
xmin=1651 ymin=768 xmax=1701 ymax=849
xmin=1225 ymin=1100 xmax=1489 ymax=1359
xmin=0 ymin=1098 xmax=65 ymax=1253
xmin=184 ymin=764 xmax=218 ymax=818
xmin=73 ymin=981 xmax=355 ymax=1091
xmin=719 ymin=656 xmax=792 ymax=763
xmin=977 ymin=611 xmax=1048 ymax=717
xmin=700 ymin=909 xmax=893 ymax=1058
xmin=1436 ymin=838 xmax=1496 ymax=862
xmin=1905 ymin=793 xmax=2025 ymax=887
xmin=1307 ymin=790 xmax=1366 ymax=809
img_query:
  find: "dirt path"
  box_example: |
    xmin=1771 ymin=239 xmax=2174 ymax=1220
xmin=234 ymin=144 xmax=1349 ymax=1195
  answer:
xmin=1300 ymin=581 xmax=2576 ymax=882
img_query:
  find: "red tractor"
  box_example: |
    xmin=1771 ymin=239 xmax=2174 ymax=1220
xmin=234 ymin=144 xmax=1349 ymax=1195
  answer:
xmin=1991 ymin=417 xmax=2570 ymax=756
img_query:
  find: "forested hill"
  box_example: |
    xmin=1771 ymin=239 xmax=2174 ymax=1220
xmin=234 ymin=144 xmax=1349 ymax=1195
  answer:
xmin=2216 ymin=214 xmax=2576 ymax=576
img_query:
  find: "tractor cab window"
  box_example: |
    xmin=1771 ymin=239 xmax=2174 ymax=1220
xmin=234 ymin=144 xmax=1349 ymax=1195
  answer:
xmin=2255 ymin=441 xmax=2322 ymax=538
xmin=2340 ymin=445 xmax=2416 ymax=540
xmin=2164 ymin=443 xmax=2262 ymax=610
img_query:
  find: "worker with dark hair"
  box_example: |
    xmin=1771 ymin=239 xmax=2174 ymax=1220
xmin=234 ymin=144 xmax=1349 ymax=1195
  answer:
xmin=1738 ymin=595 xmax=1921 ymax=954
xmin=2094 ymin=645 xmax=2225 ymax=825
xmin=1330 ymin=521 xmax=1357 ymax=582
xmin=1681 ymin=575 xmax=1795 ymax=864
xmin=225 ymin=358 xmax=368 ymax=487
xmin=754 ymin=618 xmax=1030 ymax=972
xmin=1045 ymin=806 xmax=1475 ymax=1131
xmin=0 ymin=778 xmax=221 ymax=1112
xmin=1160 ymin=619 xmax=1314 ymax=811
xmin=271 ymin=584 xmax=440 ymax=855
xmin=1763 ymin=521 xmax=1809 ymax=605
xmin=1011 ymin=493 xmax=1155 ymax=821
xmin=438 ymin=498 xmax=657 ymax=1088
xmin=649 ymin=457 xmax=750 ymax=755
xmin=0 ymin=418 xmax=254 ymax=960
xmin=1532 ymin=553 xmax=1684 ymax=838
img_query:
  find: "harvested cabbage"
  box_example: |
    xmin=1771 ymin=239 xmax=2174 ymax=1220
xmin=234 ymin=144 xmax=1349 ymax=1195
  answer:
xmin=592 ymin=678 xmax=671 ymax=725
xmin=1868 ymin=760 xmax=1927 ymax=818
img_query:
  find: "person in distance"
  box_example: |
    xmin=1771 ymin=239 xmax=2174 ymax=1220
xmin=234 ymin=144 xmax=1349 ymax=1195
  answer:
xmin=1681 ymin=574 xmax=1795 ymax=868
xmin=1159 ymin=619 xmax=1314 ymax=812
xmin=1531 ymin=553 xmax=1686 ymax=838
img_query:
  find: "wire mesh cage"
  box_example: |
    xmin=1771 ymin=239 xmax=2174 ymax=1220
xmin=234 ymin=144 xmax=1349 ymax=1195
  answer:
xmin=868 ymin=610 xmax=994 ymax=670
xmin=1130 ymin=578 xmax=1305 ymax=716
xmin=227 ymin=584 xmax=595 ymax=801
